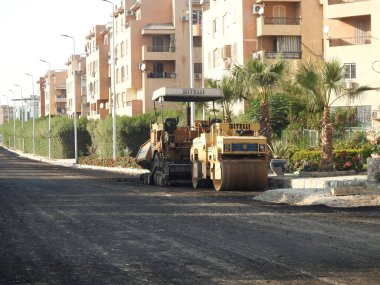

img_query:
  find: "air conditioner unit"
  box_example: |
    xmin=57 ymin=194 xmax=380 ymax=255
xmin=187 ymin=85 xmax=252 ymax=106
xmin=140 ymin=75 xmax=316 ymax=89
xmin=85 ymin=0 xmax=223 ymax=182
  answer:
xmin=180 ymin=15 xmax=188 ymax=22
xmin=252 ymin=4 xmax=264 ymax=15
xmin=372 ymin=111 xmax=380 ymax=120
xmin=344 ymin=80 xmax=353 ymax=89
xmin=126 ymin=10 xmax=134 ymax=16
xmin=194 ymin=73 xmax=202 ymax=80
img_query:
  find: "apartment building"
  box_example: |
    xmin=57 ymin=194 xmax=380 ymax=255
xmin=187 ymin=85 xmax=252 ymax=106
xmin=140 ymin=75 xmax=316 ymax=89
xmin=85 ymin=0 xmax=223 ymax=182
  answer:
xmin=85 ymin=25 xmax=110 ymax=119
xmin=41 ymin=70 xmax=68 ymax=116
xmin=0 ymin=105 xmax=13 ymax=125
xmin=38 ymin=77 xmax=46 ymax=117
xmin=202 ymin=0 xmax=323 ymax=113
xmin=106 ymin=0 xmax=204 ymax=115
xmin=65 ymin=54 xmax=87 ymax=117
xmin=323 ymin=0 xmax=380 ymax=128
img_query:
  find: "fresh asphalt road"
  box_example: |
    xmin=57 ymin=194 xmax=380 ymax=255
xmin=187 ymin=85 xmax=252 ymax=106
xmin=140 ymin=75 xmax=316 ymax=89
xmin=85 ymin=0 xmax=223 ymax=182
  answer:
xmin=1 ymin=147 xmax=380 ymax=285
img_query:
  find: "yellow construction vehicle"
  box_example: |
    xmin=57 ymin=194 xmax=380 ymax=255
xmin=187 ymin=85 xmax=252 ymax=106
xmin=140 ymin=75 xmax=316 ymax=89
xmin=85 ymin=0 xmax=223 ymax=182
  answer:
xmin=190 ymin=122 xmax=269 ymax=191
xmin=136 ymin=87 xmax=223 ymax=186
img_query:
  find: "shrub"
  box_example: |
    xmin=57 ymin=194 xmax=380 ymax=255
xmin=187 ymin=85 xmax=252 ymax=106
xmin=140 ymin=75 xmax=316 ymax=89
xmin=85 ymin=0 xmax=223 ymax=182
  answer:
xmin=288 ymin=150 xmax=321 ymax=172
xmin=333 ymin=150 xmax=363 ymax=171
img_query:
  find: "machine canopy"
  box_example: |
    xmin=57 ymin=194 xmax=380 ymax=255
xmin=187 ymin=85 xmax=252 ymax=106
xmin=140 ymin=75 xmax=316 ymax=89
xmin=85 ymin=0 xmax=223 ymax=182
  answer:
xmin=152 ymin=87 xmax=224 ymax=102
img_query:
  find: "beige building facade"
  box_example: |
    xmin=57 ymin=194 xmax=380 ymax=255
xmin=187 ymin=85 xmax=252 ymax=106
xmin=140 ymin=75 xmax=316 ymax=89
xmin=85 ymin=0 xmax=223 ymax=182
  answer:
xmin=85 ymin=25 xmax=110 ymax=119
xmin=65 ymin=55 xmax=87 ymax=117
xmin=323 ymin=0 xmax=380 ymax=128
xmin=42 ymin=70 xmax=68 ymax=116
xmin=108 ymin=0 xmax=204 ymax=115
xmin=0 ymin=105 xmax=13 ymax=125
xmin=202 ymin=0 xmax=323 ymax=113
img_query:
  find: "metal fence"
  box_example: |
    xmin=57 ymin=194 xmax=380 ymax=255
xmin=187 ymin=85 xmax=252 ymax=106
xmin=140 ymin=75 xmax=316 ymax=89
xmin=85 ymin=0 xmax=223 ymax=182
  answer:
xmin=281 ymin=127 xmax=370 ymax=147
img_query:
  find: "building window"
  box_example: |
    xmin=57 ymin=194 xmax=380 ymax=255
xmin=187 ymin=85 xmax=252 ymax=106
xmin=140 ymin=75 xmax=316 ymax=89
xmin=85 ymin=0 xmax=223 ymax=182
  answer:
xmin=193 ymin=37 xmax=202 ymax=47
xmin=344 ymin=63 xmax=356 ymax=79
xmin=121 ymin=66 xmax=125 ymax=82
xmin=116 ymin=68 xmax=120 ymax=83
xmin=121 ymin=41 xmax=125 ymax=58
xmin=194 ymin=63 xmax=202 ymax=74
xmin=153 ymin=62 xmax=164 ymax=77
xmin=273 ymin=6 xmax=286 ymax=24
xmin=213 ymin=18 xmax=220 ymax=36
xmin=122 ymin=92 xmax=127 ymax=107
xmin=193 ymin=10 xmax=202 ymax=25
xmin=152 ymin=37 xmax=164 ymax=52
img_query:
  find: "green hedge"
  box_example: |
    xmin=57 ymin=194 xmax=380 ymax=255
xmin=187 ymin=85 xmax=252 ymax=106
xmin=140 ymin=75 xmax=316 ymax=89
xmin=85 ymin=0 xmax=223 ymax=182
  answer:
xmin=0 ymin=116 xmax=91 ymax=159
xmin=0 ymin=109 xmax=187 ymax=160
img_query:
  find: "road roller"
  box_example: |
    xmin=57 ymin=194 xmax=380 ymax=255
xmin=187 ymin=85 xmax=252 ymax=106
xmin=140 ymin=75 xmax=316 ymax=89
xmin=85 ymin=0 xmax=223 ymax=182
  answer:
xmin=190 ymin=122 xmax=269 ymax=191
xmin=136 ymin=87 xmax=223 ymax=186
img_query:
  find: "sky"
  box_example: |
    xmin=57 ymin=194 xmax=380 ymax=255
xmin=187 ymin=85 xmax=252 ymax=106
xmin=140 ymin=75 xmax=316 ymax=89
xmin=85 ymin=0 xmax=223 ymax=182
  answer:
xmin=0 ymin=0 xmax=112 ymax=104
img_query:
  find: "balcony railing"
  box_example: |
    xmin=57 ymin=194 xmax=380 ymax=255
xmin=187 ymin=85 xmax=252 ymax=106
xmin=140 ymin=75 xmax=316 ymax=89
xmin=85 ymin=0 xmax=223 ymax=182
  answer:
xmin=147 ymin=72 xmax=176 ymax=79
xmin=263 ymin=17 xmax=301 ymax=25
xmin=265 ymin=51 xmax=302 ymax=59
xmin=328 ymin=0 xmax=369 ymax=5
xmin=329 ymin=36 xmax=371 ymax=47
xmin=147 ymin=46 xmax=175 ymax=52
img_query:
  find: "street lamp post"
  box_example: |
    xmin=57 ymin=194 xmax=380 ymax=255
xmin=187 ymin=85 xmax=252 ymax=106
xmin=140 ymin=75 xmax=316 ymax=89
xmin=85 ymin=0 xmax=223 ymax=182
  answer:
xmin=8 ymin=89 xmax=15 ymax=147
xmin=14 ymin=84 xmax=24 ymax=127
xmin=25 ymin=73 xmax=36 ymax=155
xmin=14 ymin=83 xmax=25 ymax=151
xmin=61 ymin=34 xmax=78 ymax=163
xmin=188 ymin=0 xmax=195 ymax=127
xmin=101 ymin=0 xmax=117 ymax=161
xmin=40 ymin=59 xmax=51 ymax=159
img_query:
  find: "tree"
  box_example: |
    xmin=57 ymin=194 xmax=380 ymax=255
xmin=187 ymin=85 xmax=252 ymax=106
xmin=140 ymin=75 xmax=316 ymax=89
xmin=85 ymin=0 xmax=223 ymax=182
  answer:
xmin=232 ymin=58 xmax=287 ymax=144
xmin=205 ymin=76 xmax=241 ymax=123
xmin=295 ymin=58 xmax=378 ymax=171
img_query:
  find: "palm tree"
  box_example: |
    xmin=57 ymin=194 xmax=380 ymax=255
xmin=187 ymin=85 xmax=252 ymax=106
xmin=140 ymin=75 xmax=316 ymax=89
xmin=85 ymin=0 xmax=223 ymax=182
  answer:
xmin=205 ymin=76 xmax=240 ymax=123
xmin=295 ymin=58 xmax=378 ymax=171
xmin=232 ymin=58 xmax=287 ymax=144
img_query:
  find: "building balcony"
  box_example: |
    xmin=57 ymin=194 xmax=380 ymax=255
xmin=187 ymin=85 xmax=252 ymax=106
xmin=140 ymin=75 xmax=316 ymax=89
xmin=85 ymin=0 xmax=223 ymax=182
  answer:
xmin=256 ymin=17 xmax=301 ymax=37
xmin=146 ymin=71 xmax=176 ymax=79
xmin=256 ymin=0 xmax=300 ymax=3
xmin=55 ymin=96 xmax=67 ymax=103
xmin=56 ymin=108 xmax=67 ymax=115
xmin=142 ymin=45 xmax=176 ymax=61
xmin=326 ymin=0 xmax=371 ymax=19
xmin=329 ymin=36 xmax=371 ymax=47
xmin=193 ymin=24 xmax=202 ymax=37
xmin=257 ymin=50 xmax=302 ymax=59
xmin=55 ymin=84 xmax=66 ymax=90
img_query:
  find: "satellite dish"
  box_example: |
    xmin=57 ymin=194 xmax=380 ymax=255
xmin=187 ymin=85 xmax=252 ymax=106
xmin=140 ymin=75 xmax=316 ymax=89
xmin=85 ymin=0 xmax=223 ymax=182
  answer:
xmin=258 ymin=7 xmax=264 ymax=15
xmin=139 ymin=63 xmax=146 ymax=71
xmin=100 ymin=103 xmax=104 ymax=109
xmin=323 ymin=26 xmax=330 ymax=35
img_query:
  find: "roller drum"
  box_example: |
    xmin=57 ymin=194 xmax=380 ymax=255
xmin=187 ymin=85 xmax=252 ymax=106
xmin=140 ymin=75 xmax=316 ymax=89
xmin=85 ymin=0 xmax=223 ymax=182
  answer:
xmin=213 ymin=159 xmax=268 ymax=191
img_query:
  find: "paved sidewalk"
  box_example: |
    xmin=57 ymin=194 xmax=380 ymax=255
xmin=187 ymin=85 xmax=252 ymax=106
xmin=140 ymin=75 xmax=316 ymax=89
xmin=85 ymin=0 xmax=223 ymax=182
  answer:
xmin=2 ymin=146 xmax=147 ymax=177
